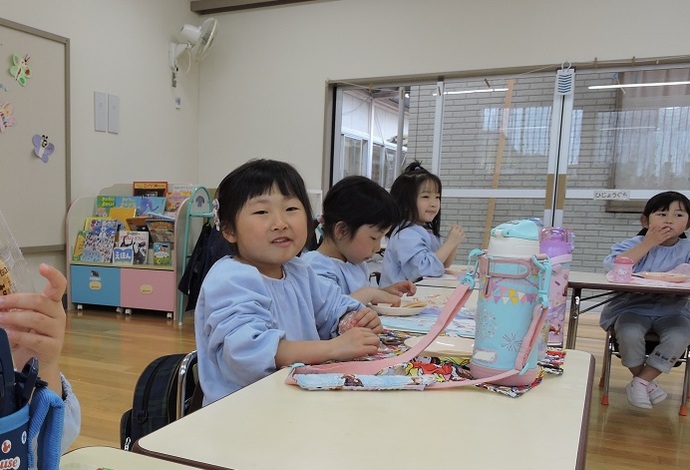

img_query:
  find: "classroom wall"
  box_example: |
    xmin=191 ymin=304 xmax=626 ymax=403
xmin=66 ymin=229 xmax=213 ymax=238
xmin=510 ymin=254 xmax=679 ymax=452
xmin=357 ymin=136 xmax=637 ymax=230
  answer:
xmin=5 ymin=0 xmax=690 ymax=284
xmin=1 ymin=0 xmax=201 ymax=282
xmin=198 ymin=0 xmax=690 ymax=190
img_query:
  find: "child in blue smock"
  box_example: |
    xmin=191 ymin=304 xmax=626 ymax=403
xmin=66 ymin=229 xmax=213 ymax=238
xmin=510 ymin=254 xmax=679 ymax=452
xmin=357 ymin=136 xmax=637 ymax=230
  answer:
xmin=195 ymin=159 xmax=383 ymax=404
xmin=301 ymin=176 xmax=416 ymax=305
xmin=600 ymin=191 xmax=690 ymax=409
xmin=380 ymin=162 xmax=466 ymax=285
xmin=0 ymin=263 xmax=81 ymax=452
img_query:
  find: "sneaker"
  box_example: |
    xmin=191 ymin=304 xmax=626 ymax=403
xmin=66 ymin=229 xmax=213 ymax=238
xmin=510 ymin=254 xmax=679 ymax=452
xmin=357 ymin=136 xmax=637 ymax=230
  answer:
xmin=626 ymin=380 xmax=653 ymax=409
xmin=647 ymin=382 xmax=668 ymax=405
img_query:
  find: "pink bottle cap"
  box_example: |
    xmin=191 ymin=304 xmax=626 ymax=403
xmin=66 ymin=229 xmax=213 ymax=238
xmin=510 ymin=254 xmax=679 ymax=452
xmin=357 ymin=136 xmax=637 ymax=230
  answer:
xmin=614 ymin=256 xmax=634 ymax=265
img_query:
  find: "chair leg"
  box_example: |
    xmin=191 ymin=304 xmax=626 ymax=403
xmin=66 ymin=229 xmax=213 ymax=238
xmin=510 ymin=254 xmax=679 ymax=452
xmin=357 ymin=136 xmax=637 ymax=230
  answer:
xmin=601 ymin=329 xmax=613 ymax=406
xmin=679 ymin=351 xmax=690 ymax=416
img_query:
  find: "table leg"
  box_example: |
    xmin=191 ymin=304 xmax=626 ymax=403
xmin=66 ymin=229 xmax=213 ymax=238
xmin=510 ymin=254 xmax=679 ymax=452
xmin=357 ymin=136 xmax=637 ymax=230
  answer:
xmin=566 ymin=287 xmax=582 ymax=349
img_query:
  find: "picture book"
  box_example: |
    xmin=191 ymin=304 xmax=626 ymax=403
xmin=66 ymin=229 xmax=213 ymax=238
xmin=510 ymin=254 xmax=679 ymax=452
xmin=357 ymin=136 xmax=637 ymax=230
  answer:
xmin=72 ymin=231 xmax=87 ymax=261
xmin=83 ymin=216 xmax=111 ymax=232
xmin=146 ymin=218 xmax=175 ymax=246
xmin=114 ymin=196 xmax=137 ymax=211
xmin=126 ymin=230 xmax=150 ymax=265
xmin=133 ymin=181 xmax=168 ymax=197
xmin=112 ymin=246 xmax=134 ymax=265
xmin=125 ymin=217 xmax=149 ymax=232
xmin=152 ymin=242 xmax=172 ymax=266
xmin=165 ymin=183 xmax=194 ymax=213
xmin=134 ymin=196 xmax=166 ymax=216
xmin=109 ymin=207 xmax=137 ymax=230
xmin=95 ymin=195 xmax=117 ymax=217
xmin=79 ymin=226 xmax=117 ymax=264
xmin=84 ymin=218 xmax=119 ymax=238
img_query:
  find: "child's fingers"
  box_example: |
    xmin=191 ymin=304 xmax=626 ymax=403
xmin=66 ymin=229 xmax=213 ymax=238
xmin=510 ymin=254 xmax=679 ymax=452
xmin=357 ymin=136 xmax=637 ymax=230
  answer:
xmin=39 ymin=263 xmax=67 ymax=303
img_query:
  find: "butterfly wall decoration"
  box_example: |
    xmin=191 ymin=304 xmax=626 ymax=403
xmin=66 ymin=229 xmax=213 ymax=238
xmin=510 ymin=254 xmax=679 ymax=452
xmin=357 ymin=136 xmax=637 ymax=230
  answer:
xmin=9 ymin=54 xmax=31 ymax=87
xmin=32 ymin=134 xmax=55 ymax=163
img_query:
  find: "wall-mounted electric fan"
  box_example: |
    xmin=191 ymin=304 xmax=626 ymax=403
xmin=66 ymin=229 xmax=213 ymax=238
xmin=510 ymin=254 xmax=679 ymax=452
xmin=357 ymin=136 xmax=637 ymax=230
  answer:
xmin=169 ymin=17 xmax=218 ymax=87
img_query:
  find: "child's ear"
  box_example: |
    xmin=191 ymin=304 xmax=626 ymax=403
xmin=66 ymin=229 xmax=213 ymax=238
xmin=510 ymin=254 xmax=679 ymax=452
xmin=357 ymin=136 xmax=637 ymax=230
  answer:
xmin=222 ymin=228 xmax=237 ymax=243
xmin=640 ymin=215 xmax=649 ymax=228
xmin=334 ymin=221 xmax=348 ymax=240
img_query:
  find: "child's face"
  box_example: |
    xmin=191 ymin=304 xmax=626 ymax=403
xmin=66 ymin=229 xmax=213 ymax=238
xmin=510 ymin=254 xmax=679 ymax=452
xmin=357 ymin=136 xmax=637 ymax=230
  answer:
xmin=337 ymin=224 xmax=389 ymax=265
xmin=415 ymin=180 xmax=441 ymax=224
xmin=643 ymin=200 xmax=690 ymax=245
xmin=223 ymin=185 xmax=308 ymax=278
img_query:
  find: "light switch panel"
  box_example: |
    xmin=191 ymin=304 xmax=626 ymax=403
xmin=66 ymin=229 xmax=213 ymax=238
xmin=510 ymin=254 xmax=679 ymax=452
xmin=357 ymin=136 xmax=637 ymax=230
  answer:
xmin=108 ymin=94 xmax=120 ymax=134
xmin=94 ymin=92 xmax=107 ymax=132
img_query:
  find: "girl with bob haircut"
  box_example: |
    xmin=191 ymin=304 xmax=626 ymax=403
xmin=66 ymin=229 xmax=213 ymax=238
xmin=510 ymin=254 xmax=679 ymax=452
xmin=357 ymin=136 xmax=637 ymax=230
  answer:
xmin=194 ymin=159 xmax=382 ymax=403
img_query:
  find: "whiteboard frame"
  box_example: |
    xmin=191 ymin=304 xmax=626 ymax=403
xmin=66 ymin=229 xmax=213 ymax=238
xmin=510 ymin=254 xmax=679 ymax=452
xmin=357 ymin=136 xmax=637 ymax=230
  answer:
xmin=0 ymin=17 xmax=70 ymax=252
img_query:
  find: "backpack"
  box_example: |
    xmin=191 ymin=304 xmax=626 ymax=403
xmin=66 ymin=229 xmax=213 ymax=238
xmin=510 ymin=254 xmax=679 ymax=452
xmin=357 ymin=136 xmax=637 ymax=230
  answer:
xmin=120 ymin=353 xmax=198 ymax=451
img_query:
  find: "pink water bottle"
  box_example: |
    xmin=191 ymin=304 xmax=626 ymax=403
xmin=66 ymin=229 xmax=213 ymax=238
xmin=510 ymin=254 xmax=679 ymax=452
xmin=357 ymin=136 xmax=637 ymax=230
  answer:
xmin=612 ymin=256 xmax=634 ymax=283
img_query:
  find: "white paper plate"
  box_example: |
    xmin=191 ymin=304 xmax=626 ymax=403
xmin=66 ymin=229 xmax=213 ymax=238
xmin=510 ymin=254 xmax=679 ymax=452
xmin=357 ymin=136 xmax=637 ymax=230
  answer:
xmin=404 ymin=336 xmax=474 ymax=356
xmin=371 ymin=303 xmax=426 ymax=316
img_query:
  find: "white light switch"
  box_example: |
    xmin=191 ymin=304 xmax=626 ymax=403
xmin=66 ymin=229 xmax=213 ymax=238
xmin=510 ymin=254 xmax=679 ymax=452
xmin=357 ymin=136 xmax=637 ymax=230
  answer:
xmin=94 ymin=92 xmax=107 ymax=132
xmin=108 ymin=94 xmax=120 ymax=134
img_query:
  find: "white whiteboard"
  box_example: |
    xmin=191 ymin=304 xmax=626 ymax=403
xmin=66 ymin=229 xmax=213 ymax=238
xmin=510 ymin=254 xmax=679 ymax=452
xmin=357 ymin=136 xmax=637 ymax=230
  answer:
xmin=0 ymin=18 xmax=70 ymax=251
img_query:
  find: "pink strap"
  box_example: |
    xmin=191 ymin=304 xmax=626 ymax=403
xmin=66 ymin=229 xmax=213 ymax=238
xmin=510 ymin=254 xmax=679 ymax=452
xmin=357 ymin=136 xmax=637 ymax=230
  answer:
xmin=286 ymin=284 xmax=471 ymax=383
xmin=286 ymin=283 xmax=547 ymax=388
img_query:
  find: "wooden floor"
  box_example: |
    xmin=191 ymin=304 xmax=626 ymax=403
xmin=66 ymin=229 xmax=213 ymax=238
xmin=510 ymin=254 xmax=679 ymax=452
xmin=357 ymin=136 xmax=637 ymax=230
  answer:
xmin=61 ymin=305 xmax=690 ymax=469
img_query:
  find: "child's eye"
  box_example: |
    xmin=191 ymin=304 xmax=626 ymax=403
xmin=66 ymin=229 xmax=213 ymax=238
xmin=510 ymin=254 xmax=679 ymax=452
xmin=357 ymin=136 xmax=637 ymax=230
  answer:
xmin=286 ymin=206 xmax=301 ymax=212
xmin=253 ymin=210 xmax=268 ymax=215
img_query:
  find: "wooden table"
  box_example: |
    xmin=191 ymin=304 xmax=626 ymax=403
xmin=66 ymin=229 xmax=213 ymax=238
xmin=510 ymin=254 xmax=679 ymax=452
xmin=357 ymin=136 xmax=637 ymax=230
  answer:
xmin=60 ymin=446 xmax=197 ymax=469
xmin=566 ymin=271 xmax=690 ymax=349
xmin=134 ymin=349 xmax=594 ymax=470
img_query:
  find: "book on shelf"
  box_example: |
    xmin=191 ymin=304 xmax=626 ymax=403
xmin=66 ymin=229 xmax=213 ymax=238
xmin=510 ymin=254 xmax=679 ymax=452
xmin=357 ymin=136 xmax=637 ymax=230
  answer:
xmin=125 ymin=216 xmax=149 ymax=232
xmin=83 ymin=216 xmax=112 ymax=231
xmin=78 ymin=220 xmax=119 ymax=263
xmin=85 ymin=218 xmax=119 ymax=238
xmin=165 ymin=183 xmax=195 ymax=213
xmin=72 ymin=231 xmax=87 ymax=261
xmin=108 ymin=207 xmax=137 ymax=230
xmin=112 ymin=246 xmax=134 ymax=265
xmin=95 ymin=195 xmax=116 ymax=217
xmin=135 ymin=196 xmax=166 ymax=216
xmin=116 ymin=230 xmax=149 ymax=265
xmin=152 ymin=242 xmax=172 ymax=266
xmin=130 ymin=231 xmax=149 ymax=265
xmin=145 ymin=218 xmax=175 ymax=247
xmin=133 ymin=181 xmax=168 ymax=197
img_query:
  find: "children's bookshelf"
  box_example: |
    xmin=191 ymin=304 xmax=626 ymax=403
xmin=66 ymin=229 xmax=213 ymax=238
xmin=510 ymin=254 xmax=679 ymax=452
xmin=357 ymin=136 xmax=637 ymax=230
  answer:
xmin=65 ymin=183 xmax=210 ymax=323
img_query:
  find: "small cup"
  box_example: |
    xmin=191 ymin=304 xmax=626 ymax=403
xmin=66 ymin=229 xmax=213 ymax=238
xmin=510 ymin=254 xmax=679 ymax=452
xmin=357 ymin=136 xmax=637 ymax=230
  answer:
xmin=612 ymin=256 xmax=634 ymax=283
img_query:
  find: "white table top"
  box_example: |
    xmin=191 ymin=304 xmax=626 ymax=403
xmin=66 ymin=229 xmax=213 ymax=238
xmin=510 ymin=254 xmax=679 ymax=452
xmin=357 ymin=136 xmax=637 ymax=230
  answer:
xmin=568 ymin=270 xmax=690 ymax=294
xmin=60 ymin=446 xmax=197 ymax=469
xmin=136 ymin=349 xmax=593 ymax=470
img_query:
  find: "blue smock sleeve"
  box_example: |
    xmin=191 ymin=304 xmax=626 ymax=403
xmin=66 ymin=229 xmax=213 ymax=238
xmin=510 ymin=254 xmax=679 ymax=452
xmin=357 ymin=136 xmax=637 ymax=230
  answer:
xmin=60 ymin=375 xmax=81 ymax=453
xmin=393 ymin=226 xmax=445 ymax=281
xmin=196 ymin=260 xmax=285 ymax=401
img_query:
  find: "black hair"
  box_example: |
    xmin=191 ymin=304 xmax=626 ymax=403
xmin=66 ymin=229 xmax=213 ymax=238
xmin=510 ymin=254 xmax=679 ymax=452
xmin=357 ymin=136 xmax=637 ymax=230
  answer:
xmin=215 ymin=159 xmax=313 ymax=254
xmin=320 ymin=176 xmax=400 ymax=241
xmin=389 ymin=161 xmax=442 ymax=237
xmin=636 ymin=190 xmax=690 ymax=238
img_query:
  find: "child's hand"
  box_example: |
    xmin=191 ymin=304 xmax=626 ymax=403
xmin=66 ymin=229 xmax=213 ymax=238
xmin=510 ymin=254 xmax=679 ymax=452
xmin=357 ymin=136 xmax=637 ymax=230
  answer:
xmin=645 ymin=224 xmax=676 ymax=246
xmin=338 ymin=307 xmax=383 ymax=334
xmin=447 ymin=225 xmax=466 ymax=246
xmin=382 ymin=281 xmax=416 ymax=298
xmin=329 ymin=327 xmax=381 ymax=360
xmin=0 ymin=264 xmax=66 ymax=396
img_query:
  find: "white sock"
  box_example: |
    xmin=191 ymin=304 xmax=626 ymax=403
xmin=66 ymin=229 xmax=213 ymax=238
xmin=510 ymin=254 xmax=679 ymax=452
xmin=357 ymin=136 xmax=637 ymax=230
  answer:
xmin=633 ymin=376 xmax=649 ymax=387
